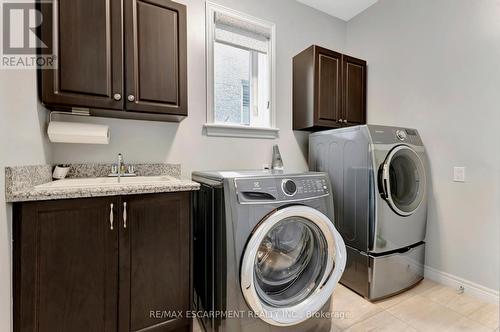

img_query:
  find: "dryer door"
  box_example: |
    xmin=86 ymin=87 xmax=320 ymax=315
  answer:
xmin=240 ymin=206 xmax=346 ymax=326
xmin=380 ymin=145 xmax=426 ymax=216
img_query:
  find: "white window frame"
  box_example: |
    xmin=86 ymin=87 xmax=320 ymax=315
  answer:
xmin=204 ymin=2 xmax=278 ymax=139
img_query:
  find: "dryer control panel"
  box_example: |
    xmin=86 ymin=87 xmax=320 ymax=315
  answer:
xmin=235 ymin=174 xmax=329 ymax=204
xmin=368 ymin=125 xmax=423 ymax=146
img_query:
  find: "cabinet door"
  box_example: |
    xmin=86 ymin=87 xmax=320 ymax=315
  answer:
xmin=342 ymin=55 xmax=366 ymax=125
xmin=119 ymin=192 xmax=191 ymax=332
xmin=40 ymin=0 xmax=123 ymax=110
xmin=14 ymin=197 xmax=119 ymax=332
xmin=315 ymin=47 xmax=342 ymax=127
xmin=124 ymin=0 xmax=187 ymax=115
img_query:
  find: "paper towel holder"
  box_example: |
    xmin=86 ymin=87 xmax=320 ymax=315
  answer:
xmin=47 ymin=108 xmax=110 ymax=144
xmin=49 ymin=108 xmax=91 ymax=122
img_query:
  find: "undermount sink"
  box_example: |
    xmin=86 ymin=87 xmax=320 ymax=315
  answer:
xmin=34 ymin=176 xmax=179 ymax=190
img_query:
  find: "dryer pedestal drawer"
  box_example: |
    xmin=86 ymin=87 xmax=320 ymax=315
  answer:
xmin=340 ymin=246 xmax=370 ymax=298
xmin=369 ymin=242 xmax=425 ymax=300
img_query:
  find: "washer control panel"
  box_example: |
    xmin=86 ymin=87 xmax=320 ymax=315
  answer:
xmin=295 ymin=177 xmax=329 ymax=195
xmin=235 ymin=174 xmax=329 ymax=203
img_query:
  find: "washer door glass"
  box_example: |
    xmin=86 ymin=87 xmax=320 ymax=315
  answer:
xmin=254 ymin=217 xmax=327 ymax=307
xmin=381 ymin=146 xmax=426 ymax=216
xmin=240 ymin=206 xmax=346 ymax=327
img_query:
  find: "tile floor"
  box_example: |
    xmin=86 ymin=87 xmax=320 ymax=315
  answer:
xmin=331 ymin=279 xmax=499 ymax=332
xmin=193 ymin=279 xmax=499 ymax=332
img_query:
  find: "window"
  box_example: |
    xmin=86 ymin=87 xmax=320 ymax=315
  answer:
xmin=205 ymin=2 xmax=277 ymax=138
xmin=241 ymin=79 xmax=250 ymax=125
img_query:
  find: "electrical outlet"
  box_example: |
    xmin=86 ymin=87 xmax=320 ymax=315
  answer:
xmin=453 ymin=167 xmax=466 ymax=182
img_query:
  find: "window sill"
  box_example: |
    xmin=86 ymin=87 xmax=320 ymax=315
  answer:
xmin=203 ymin=123 xmax=279 ymax=139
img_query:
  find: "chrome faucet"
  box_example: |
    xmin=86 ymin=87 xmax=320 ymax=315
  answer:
xmin=109 ymin=153 xmax=136 ymax=179
xmin=271 ymin=145 xmax=284 ymax=171
xmin=117 ymin=153 xmax=123 ymax=183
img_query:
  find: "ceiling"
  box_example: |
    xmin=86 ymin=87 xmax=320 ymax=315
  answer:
xmin=296 ymin=0 xmax=378 ymax=21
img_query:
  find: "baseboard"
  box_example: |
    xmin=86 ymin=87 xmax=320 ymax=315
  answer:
xmin=424 ymin=265 xmax=499 ymax=304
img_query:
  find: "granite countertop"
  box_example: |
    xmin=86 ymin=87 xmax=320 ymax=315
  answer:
xmin=5 ymin=163 xmax=200 ymax=202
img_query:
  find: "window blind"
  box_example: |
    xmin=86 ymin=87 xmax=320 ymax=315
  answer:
xmin=214 ymin=12 xmax=271 ymax=54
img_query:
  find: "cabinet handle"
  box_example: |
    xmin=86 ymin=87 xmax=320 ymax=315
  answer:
xmin=110 ymin=203 xmax=114 ymax=230
xmin=127 ymin=95 xmax=135 ymax=102
xmin=344 ymin=119 xmax=348 ymax=123
xmin=123 ymin=202 xmax=127 ymax=229
xmin=113 ymin=93 xmax=122 ymax=101
xmin=338 ymin=119 xmax=343 ymax=123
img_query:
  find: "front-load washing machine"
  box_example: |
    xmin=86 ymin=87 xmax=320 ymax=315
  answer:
xmin=192 ymin=170 xmax=346 ymax=332
xmin=309 ymin=125 xmax=428 ymax=301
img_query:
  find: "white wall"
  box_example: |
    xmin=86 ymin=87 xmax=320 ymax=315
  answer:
xmin=0 ymin=68 xmax=50 ymax=331
xmin=50 ymin=0 xmax=347 ymax=177
xmin=345 ymin=0 xmax=500 ymax=291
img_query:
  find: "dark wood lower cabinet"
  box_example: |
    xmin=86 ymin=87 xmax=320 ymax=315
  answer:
xmin=120 ymin=193 xmax=191 ymax=332
xmin=14 ymin=197 xmax=118 ymax=332
xmin=14 ymin=192 xmax=192 ymax=332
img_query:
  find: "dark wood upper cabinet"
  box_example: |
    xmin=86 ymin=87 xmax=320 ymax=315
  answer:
xmin=119 ymin=193 xmax=191 ymax=332
xmin=316 ymin=48 xmax=342 ymax=127
xmin=40 ymin=0 xmax=123 ymax=110
xmin=39 ymin=0 xmax=188 ymax=122
xmin=14 ymin=197 xmax=119 ymax=332
xmin=14 ymin=192 xmax=192 ymax=332
xmin=125 ymin=0 xmax=187 ymax=116
xmin=342 ymin=55 xmax=366 ymax=125
xmin=293 ymin=45 xmax=367 ymax=131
